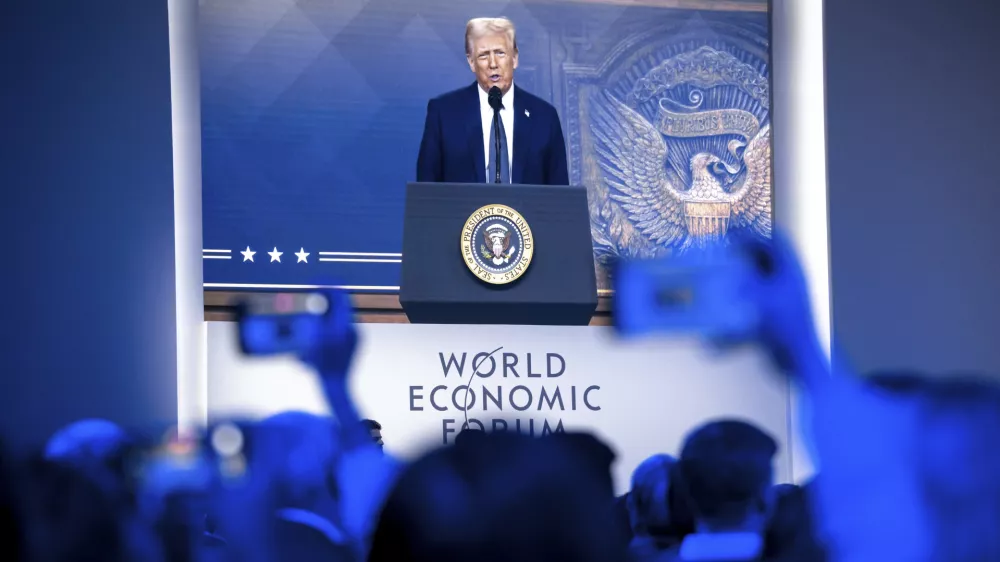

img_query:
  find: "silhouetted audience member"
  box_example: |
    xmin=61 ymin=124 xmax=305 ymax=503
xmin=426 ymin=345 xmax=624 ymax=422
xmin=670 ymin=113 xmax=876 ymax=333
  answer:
xmin=261 ymin=412 xmax=358 ymax=561
xmin=0 ymin=447 xmax=23 ymax=560
xmin=453 ymin=427 xmax=485 ymax=447
xmin=368 ymin=431 xmax=625 ymax=562
xmin=14 ymin=256 xmax=1000 ymax=562
xmin=811 ymin=371 xmax=1000 ymax=561
xmin=614 ymin=491 xmax=634 ymax=552
xmin=664 ymin=420 xmax=778 ymax=562
xmin=764 ymin=483 xmax=825 ymax=561
xmin=273 ymin=510 xmax=357 ymax=562
xmin=628 ymin=454 xmax=678 ymax=561
xmin=917 ymin=375 xmax=1000 ymax=561
xmin=361 ymin=419 xmax=384 ymax=450
xmin=44 ymin=419 xmax=136 ymax=502
xmin=19 ymin=456 xmax=128 ymax=562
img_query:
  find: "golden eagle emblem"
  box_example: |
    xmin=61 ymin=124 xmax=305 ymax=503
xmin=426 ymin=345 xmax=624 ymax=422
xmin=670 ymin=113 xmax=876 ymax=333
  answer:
xmin=591 ymin=90 xmax=772 ymax=252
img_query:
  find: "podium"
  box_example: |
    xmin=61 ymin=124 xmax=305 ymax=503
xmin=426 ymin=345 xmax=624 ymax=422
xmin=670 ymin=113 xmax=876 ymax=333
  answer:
xmin=399 ymin=182 xmax=597 ymax=325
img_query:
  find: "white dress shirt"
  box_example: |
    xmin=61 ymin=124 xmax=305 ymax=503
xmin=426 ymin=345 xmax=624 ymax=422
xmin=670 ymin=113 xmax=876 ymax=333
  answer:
xmin=478 ymin=83 xmax=514 ymax=182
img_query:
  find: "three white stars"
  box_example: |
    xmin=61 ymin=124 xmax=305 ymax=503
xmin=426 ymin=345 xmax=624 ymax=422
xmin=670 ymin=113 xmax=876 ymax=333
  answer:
xmin=238 ymin=246 xmax=309 ymax=264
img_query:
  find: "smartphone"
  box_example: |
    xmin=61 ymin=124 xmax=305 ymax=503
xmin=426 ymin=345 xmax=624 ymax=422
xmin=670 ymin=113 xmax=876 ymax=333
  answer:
xmin=612 ymin=247 xmax=759 ymax=338
xmin=236 ymin=292 xmax=329 ymax=356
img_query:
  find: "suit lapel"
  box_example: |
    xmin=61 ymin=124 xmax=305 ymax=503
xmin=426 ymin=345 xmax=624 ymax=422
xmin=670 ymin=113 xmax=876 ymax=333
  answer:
xmin=512 ymin=86 xmax=530 ymax=185
xmin=465 ymin=82 xmax=486 ymax=183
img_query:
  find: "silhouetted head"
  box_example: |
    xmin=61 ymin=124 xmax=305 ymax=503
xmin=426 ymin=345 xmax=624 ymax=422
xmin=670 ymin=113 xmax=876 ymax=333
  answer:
xmin=362 ymin=419 xmax=384 ymax=450
xmin=677 ymin=419 xmax=777 ymax=533
xmin=764 ymin=483 xmax=826 ymax=560
xmin=627 ymin=454 xmax=676 ymax=537
xmin=259 ymin=411 xmax=339 ymax=509
xmin=43 ymin=419 xmax=135 ymax=503
xmin=21 ymin=457 xmax=127 ymax=562
xmin=369 ymin=431 xmax=623 ymax=562
xmin=453 ymin=428 xmax=484 ymax=448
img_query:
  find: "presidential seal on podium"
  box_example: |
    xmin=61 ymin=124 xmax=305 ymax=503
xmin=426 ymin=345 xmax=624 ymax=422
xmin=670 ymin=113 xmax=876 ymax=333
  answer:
xmin=461 ymin=204 xmax=534 ymax=285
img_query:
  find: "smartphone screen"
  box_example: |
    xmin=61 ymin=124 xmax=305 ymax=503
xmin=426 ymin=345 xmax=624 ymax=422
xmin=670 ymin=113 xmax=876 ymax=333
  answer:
xmin=236 ymin=292 xmax=329 ymax=356
xmin=612 ymin=252 xmax=758 ymax=338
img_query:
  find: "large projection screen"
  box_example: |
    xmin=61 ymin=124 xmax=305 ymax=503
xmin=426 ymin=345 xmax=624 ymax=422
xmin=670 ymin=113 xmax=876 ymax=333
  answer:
xmin=198 ymin=0 xmax=773 ymax=293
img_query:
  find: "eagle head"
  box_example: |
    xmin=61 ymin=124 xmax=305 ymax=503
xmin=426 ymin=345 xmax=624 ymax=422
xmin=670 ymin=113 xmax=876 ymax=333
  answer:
xmin=687 ymin=153 xmax=731 ymax=200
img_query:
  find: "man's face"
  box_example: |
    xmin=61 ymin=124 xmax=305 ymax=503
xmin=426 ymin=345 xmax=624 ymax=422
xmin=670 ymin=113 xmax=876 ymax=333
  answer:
xmin=467 ymin=32 xmax=518 ymax=95
xmin=370 ymin=428 xmax=383 ymax=449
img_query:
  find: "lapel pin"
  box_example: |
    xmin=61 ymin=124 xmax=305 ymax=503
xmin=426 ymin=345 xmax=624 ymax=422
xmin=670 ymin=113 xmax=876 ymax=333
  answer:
xmin=524 ymin=109 xmax=530 ymax=118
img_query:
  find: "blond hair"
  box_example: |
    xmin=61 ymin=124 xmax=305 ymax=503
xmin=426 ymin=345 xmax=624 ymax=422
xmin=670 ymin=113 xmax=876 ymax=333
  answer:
xmin=465 ymin=17 xmax=517 ymax=56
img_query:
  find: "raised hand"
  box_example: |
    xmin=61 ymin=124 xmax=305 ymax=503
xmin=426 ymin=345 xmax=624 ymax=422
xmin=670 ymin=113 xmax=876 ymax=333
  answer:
xmin=726 ymin=231 xmax=827 ymax=380
xmin=297 ymin=287 xmax=359 ymax=381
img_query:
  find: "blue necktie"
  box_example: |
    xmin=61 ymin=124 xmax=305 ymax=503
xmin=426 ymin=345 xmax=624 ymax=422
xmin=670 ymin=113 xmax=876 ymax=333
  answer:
xmin=488 ymin=111 xmax=510 ymax=184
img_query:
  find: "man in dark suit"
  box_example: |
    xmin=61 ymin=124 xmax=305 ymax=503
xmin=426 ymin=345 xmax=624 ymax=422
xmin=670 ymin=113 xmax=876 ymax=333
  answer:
xmin=416 ymin=17 xmax=569 ymax=186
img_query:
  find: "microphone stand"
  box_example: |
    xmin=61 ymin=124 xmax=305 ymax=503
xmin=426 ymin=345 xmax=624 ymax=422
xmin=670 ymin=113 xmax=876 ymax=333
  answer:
xmin=492 ymin=109 xmax=502 ymax=183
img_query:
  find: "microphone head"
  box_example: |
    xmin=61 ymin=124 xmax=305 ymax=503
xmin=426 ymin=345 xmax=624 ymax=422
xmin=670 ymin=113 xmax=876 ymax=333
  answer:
xmin=488 ymin=86 xmax=503 ymax=110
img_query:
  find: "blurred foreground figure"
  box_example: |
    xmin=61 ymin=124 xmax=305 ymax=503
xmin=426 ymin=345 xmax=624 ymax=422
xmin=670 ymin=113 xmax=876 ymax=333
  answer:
xmin=40 ymin=419 xmax=166 ymax=561
xmin=660 ymin=420 xmax=776 ymax=562
xmin=816 ymin=373 xmax=1000 ymax=562
xmin=368 ymin=430 xmax=624 ymax=562
xmin=44 ymin=419 xmax=133 ymax=497
xmin=44 ymin=419 xmax=130 ymax=462
xmin=20 ymin=457 xmax=129 ymax=562
xmin=916 ymin=376 xmax=1000 ymax=561
xmin=0 ymin=448 xmax=24 ymax=559
xmin=627 ymin=454 xmax=677 ymax=560
xmin=704 ymin=233 xmax=1000 ymax=561
xmin=763 ymin=482 xmax=825 ymax=561
xmin=260 ymin=411 xmax=357 ymax=561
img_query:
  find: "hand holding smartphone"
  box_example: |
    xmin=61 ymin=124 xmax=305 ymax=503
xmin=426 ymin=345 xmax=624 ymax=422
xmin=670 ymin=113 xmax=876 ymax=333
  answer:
xmin=612 ymin=232 xmax=825 ymax=380
xmin=612 ymin=243 xmax=760 ymax=340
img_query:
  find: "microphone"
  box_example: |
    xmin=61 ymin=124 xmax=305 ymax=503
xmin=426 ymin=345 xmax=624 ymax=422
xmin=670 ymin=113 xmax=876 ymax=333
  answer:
xmin=488 ymin=86 xmax=503 ymax=183
xmin=488 ymin=86 xmax=503 ymax=110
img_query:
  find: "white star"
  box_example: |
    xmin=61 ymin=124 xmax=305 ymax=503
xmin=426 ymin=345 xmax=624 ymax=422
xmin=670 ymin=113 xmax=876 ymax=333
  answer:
xmin=524 ymin=109 xmax=530 ymax=118
xmin=268 ymin=247 xmax=283 ymax=263
xmin=240 ymin=246 xmax=256 ymax=262
xmin=295 ymin=247 xmax=309 ymax=263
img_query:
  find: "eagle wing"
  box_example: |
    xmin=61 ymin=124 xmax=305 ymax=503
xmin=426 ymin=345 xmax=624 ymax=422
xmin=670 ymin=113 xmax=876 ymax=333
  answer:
xmin=729 ymin=124 xmax=772 ymax=238
xmin=590 ymin=91 xmax=686 ymax=248
xmin=502 ymin=231 xmax=511 ymax=252
xmin=482 ymin=229 xmax=491 ymax=253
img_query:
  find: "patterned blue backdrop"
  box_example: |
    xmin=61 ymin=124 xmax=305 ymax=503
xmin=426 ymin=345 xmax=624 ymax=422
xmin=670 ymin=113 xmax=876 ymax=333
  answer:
xmin=200 ymin=0 xmax=771 ymax=291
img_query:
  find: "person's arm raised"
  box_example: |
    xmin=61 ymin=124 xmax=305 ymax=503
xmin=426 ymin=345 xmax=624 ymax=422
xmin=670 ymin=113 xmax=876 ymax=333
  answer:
xmin=733 ymin=231 xmax=835 ymax=389
xmin=297 ymin=288 xmax=371 ymax=451
xmin=297 ymin=287 xmax=400 ymax=551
